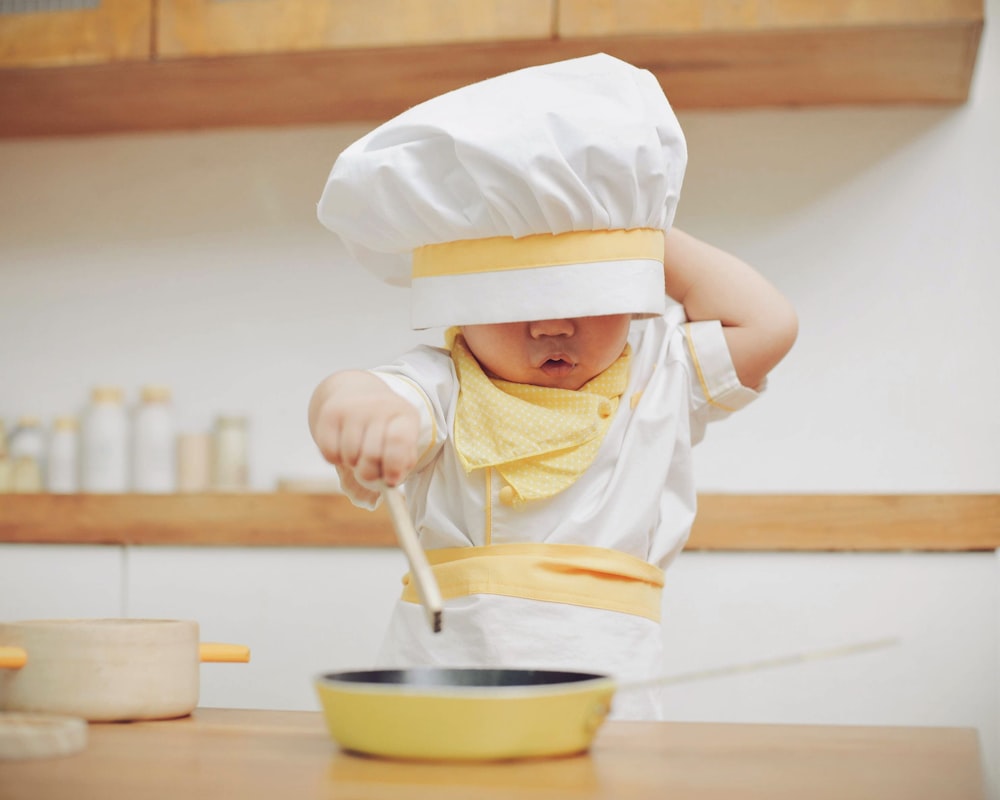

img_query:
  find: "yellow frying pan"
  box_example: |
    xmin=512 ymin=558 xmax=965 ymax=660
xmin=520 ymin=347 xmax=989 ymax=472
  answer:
xmin=315 ymin=638 xmax=896 ymax=761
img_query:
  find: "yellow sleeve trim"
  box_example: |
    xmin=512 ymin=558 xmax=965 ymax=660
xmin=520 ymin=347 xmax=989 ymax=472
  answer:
xmin=483 ymin=467 xmax=493 ymax=547
xmin=413 ymin=228 xmax=664 ymax=278
xmin=401 ymin=542 xmax=664 ymax=622
xmin=683 ymin=322 xmax=735 ymax=413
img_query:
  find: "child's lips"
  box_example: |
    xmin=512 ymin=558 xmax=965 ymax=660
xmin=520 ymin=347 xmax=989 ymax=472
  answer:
xmin=538 ymin=354 xmax=575 ymax=377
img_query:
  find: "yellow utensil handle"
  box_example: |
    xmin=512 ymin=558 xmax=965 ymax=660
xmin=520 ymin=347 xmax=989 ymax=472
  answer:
xmin=0 ymin=646 xmax=28 ymax=670
xmin=199 ymin=643 xmax=250 ymax=663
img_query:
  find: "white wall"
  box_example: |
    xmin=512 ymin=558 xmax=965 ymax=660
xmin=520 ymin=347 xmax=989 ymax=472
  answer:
xmin=1 ymin=6 xmax=998 ymax=492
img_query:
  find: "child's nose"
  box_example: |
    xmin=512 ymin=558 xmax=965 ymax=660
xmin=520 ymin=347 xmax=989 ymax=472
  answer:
xmin=529 ymin=318 xmax=575 ymax=338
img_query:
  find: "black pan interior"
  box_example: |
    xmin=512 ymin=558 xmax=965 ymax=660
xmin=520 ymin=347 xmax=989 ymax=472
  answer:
xmin=320 ymin=667 xmax=605 ymax=687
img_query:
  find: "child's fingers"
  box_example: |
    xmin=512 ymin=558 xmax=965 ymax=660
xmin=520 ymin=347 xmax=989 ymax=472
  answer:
xmin=352 ymin=411 xmax=418 ymax=487
xmin=316 ymin=419 xmax=344 ymax=466
xmin=354 ymin=417 xmax=389 ymax=485
xmin=380 ymin=414 xmax=419 ymax=486
xmin=336 ymin=416 xmax=367 ymax=468
xmin=335 ymin=466 xmax=380 ymax=507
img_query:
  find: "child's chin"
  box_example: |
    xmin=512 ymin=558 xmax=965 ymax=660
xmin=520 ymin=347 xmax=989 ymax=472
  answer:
xmin=540 ymin=360 xmax=575 ymax=380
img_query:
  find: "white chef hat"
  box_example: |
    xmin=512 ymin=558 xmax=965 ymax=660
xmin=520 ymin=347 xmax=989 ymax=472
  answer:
xmin=317 ymin=53 xmax=687 ymax=329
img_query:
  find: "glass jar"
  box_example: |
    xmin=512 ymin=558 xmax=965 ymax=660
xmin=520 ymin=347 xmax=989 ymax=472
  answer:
xmin=211 ymin=416 xmax=249 ymax=491
xmin=177 ymin=433 xmax=212 ymax=493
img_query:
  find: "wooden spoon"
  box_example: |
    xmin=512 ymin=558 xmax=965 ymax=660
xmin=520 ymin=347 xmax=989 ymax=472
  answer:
xmin=382 ymin=486 xmax=443 ymax=634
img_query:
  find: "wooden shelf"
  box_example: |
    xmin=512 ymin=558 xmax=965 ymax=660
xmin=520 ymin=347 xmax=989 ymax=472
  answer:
xmin=0 ymin=0 xmax=984 ymax=138
xmin=0 ymin=493 xmax=996 ymax=551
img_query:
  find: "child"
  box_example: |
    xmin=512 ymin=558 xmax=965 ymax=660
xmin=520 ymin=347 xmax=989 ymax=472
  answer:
xmin=308 ymin=54 xmax=797 ymax=720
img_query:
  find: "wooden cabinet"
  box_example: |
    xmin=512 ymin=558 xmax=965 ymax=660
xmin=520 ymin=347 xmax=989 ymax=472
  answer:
xmin=156 ymin=0 xmax=553 ymax=57
xmin=556 ymin=0 xmax=986 ymax=107
xmin=0 ymin=1 xmax=986 ymax=150
xmin=0 ymin=0 xmax=150 ymax=68
xmin=557 ymin=0 xmax=985 ymax=36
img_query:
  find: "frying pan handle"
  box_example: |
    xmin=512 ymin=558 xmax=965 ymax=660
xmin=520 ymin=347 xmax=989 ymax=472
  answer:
xmin=199 ymin=643 xmax=251 ymax=663
xmin=0 ymin=646 xmax=27 ymax=670
xmin=618 ymin=637 xmax=899 ymax=693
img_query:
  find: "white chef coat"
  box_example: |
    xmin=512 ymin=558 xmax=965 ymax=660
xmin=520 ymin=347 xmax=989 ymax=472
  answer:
xmin=354 ymin=302 xmax=760 ymax=719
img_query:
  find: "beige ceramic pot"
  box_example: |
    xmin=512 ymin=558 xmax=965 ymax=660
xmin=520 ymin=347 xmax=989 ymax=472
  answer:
xmin=0 ymin=619 xmax=248 ymax=722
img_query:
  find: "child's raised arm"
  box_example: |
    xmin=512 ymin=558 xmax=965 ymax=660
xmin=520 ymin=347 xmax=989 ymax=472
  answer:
xmin=663 ymin=228 xmax=798 ymax=390
xmin=308 ymin=370 xmax=420 ymax=503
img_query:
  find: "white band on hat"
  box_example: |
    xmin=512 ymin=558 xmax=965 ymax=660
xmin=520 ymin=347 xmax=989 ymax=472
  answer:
xmin=412 ymin=228 xmax=665 ymax=278
xmin=411 ymin=257 xmax=666 ymax=329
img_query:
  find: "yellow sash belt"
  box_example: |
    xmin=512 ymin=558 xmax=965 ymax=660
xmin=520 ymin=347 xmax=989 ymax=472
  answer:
xmin=401 ymin=542 xmax=664 ymax=622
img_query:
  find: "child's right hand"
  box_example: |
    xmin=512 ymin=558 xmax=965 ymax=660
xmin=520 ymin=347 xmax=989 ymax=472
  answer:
xmin=308 ymin=370 xmax=420 ymax=505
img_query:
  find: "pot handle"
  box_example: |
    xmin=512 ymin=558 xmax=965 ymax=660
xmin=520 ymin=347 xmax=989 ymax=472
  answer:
xmin=0 ymin=646 xmax=27 ymax=670
xmin=199 ymin=643 xmax=251 ymax=663
xmin=0 ymin=644 xmax=250 ymax=668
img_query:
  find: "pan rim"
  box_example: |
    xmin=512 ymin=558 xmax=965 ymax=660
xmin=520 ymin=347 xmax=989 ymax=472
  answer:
xmin=314 ymin=667 xmax=616 ymax=698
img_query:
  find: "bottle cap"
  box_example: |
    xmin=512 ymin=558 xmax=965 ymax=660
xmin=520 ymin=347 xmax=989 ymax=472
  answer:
xmin=91 ymin=386 xmax=124 ymax=404
xmin=16 ymin=416 xmax=41 ymax=428
xmin=140 ymin=385 xmax=172 ymax=403
xmin=53 ymin=417 xmax=79 ymax=431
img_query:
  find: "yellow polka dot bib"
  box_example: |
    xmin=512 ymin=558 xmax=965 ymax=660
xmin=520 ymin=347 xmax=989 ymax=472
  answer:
xmin=447 ymin=330 xmax=631 ymax=505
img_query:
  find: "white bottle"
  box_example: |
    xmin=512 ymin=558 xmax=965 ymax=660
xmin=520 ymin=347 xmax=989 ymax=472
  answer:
xmin=8 ymin=416 xmax=46 ymax=487
xmin=47 ymin=416 xmax=80 ymax=494
xmin=81 ymin=386 xmax=129 ymax=493
xmin=132 ymin=385 xmax=176 ymax=493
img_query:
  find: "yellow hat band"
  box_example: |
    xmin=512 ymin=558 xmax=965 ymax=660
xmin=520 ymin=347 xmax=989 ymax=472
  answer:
xmin=412 ymin=228 xmax=665 ymax=279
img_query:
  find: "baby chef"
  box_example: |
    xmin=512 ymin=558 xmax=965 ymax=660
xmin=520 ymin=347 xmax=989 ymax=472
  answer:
xmin=308 ymin=53 xmax=797 ymax=720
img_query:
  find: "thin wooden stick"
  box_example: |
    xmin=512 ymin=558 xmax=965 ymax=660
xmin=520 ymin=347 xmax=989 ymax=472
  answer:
xmin=621 ymin=638 xmax=900 ymax=692
xmin=381 ymin=487 xmax=443 ymax=633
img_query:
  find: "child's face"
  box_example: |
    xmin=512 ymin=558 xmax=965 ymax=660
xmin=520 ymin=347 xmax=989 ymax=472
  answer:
xmin=460 ymin=315 xmax=632 ymax=390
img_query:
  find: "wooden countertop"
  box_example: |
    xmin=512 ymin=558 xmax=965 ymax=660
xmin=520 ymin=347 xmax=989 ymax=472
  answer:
xmin=0 ymin=708 xmax=985 ymax=799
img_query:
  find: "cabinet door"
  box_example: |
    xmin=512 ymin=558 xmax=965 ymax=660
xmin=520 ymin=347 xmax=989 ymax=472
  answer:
xmin=0 ymin=0 xmax=151 ymax=68
xmin=556 ymin=0 xmax=983 ymax=107
xmin=157 ymin=0 xmax=554 ymax=58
